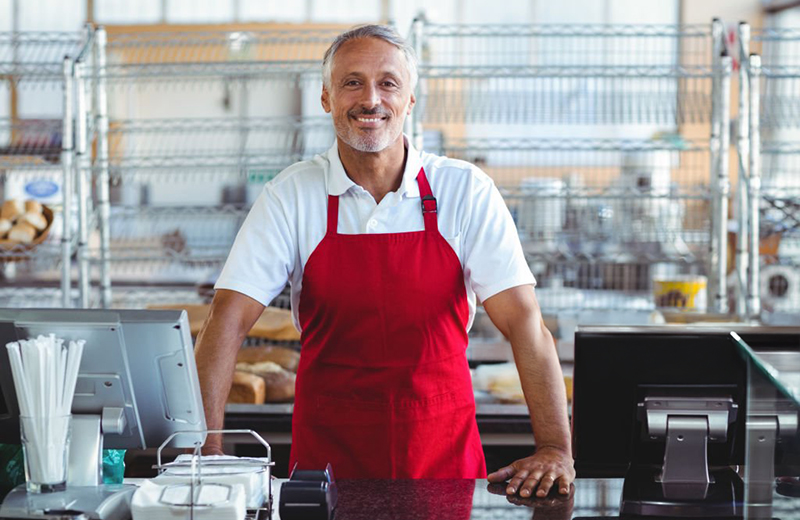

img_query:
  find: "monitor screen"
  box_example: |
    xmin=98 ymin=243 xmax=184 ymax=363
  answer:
xmin=572 ymin=326 xmax=800 ymax=477
xmin=0 ymin=308 xmax=206 ymax=449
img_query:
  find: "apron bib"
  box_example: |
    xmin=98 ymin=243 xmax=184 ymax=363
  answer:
xmin=289 ymin=168 xmax=486 ymax=478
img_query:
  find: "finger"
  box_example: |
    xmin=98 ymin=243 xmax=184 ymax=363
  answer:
xmin=536 ymin=473 xmax=556 ymax=497
xmin=557 ymin=475 xmax=572 ymax=495
xmin=487 ymin=466 xmax=515 ymax=483
xmin=518 ymin=475 xmax=541 ymax=498
xmin=505 ymin=470 xmax=530 ymax=495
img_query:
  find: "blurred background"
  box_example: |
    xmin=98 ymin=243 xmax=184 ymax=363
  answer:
xmin=2 ymin=0 xmax=800 ymax=331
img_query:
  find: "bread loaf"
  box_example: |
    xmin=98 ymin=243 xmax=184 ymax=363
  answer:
xmin=21 ymin=211 xmax=47 ymax=231
xmin=227 ymin=371 xmax=267 ymax=404
xmin=236 ymin=346 xmax=300 ymax=372
xmin=24 ymin=200 xmax=43 ymax=214
xmin=7 ymin=222 xmax=36 ymax=244
xmin=0 ymin=218 xmax=11 ymax=238
xmin=235 ymin=361 xmax=296 ymax=402
xmin=1 ymin=200 xmax=24 ymax=221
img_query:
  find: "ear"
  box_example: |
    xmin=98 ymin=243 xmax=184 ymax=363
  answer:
xmin=321 ymin=86 xmax=331 ymax=113
xmin=406 ymin=91 xmax=416 ymax=115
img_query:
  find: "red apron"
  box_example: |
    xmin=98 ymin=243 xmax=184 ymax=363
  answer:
xmin=289 ymin=167 xmax=486 ymax=479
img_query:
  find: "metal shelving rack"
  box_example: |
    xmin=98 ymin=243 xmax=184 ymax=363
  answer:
xmin=409 ymin=21 xmax=732 ymax=313
xmin=740 ymin=25 xmax=800 ymax=318
xmin=0 ymin=29 xmax=95 ymax=308
xmin=86 ymin=28 xmax=342 ymax=308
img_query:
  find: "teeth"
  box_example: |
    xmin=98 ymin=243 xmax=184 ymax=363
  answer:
xmin=356 ymin=117 xmax=382 ymax=122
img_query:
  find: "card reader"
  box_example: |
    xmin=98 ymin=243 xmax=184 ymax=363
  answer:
xmin=279 ymin=464 xmax=337 ymax=520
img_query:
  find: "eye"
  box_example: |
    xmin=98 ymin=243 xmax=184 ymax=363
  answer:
xmin=382 ymin=80 xmax=398 ymax=88
xmin=344 ymin=79 xmax=361 ymax=87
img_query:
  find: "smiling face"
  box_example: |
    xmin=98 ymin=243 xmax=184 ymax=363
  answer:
xmin=321 ymin=37 xmax=416 ymax=154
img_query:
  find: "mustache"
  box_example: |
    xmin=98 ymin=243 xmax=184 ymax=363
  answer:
xmin=349 ymin=107 xmax=390 ymax=118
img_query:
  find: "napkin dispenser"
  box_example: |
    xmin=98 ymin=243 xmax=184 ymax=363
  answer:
xmin=279 ymin=464 xmax=337 ymax=520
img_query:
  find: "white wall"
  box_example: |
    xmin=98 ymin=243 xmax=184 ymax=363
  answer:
xmin=15 ymin=0 xmax=85 ymax=31
xmin=96 ymin=0 xmax=162 ymax=24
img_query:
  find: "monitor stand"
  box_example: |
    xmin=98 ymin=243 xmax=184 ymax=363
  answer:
xmin=621 ymin=396 xmax=742 ymax=517
xmin=0 ymin=410 xmax=135 ymax=520
xmin=621 ymin=465 xmax=742 ymax=517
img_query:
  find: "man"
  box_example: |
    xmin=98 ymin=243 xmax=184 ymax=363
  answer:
xmin=194 ymin=24 xmax=574 ymax=498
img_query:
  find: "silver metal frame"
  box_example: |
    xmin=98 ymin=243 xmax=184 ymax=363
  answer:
xmin=0 ymin=29 xmax=94 ymax=308
xmin=748 ymin=54 xmax=762 ymax=319
xmin=61 ymin=57 xmax=75 ymax=308
xmin=736 ymin=23 xmax=751 ymax=319
xmin=155 ymin=429 xmax=274 ymax=520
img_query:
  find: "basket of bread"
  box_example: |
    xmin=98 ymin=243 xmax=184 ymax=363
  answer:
xmin=0 ymin=199 xmax=54 ymax=256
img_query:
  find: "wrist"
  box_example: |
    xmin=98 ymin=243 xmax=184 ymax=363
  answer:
xmin=535 ymin=444 xmax=571 ymax=455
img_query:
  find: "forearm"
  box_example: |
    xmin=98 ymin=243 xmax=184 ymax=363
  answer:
xmin=507 ymin=318 xmax=571 ymax=454
xmin=195 ymin=317 xmax=243 ymax=444
xmin=194 ymin=290 xmax=264 ymax=452
xmin=483 ymin=286 xmax=571 ymax=454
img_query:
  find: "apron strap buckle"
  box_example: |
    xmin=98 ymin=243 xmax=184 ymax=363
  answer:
xmin=421 ymin=195 xmax=438 ymax=214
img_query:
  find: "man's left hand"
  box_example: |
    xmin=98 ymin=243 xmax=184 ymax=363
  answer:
xmin=487 ymin=446 xmax=575 ymax=498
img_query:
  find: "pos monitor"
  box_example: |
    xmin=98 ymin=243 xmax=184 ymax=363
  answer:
xmin=0 ymin=308 xmax=207 ymax=486
xmin=573 ymin=325 xmax=800 ymax=517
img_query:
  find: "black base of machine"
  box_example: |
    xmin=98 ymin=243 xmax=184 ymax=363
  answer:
xmin=620 ymin=465 xmax=743 ymax=518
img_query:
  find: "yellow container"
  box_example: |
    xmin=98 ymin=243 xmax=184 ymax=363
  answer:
xmin=652 ymin=275 xmax=708 ymax=311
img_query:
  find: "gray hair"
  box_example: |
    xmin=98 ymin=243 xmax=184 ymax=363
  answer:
xmin=322 ymin=24 xmax=418 ymax=90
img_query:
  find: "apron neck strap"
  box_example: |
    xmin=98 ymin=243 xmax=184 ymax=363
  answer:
xmin=326 ymin=168 xmax=437 ymax=235
xmin=416 ymin=167 xmax=437 ymax=232
xmin=326 ymin=194 xmax=339 ymax=236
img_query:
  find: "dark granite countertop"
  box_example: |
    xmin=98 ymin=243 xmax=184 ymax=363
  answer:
xmin=272 ymin=478 xmax=624 ymax=519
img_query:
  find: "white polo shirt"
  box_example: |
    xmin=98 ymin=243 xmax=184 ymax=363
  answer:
xmin=215 ymin=136 xmax=536 ymax=332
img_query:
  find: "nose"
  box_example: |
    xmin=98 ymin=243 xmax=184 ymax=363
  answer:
xmin=360 ymin=83 xmax=381 ymax=109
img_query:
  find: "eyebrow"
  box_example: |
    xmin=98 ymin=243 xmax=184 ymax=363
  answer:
xmin=339 ymin=71 xmax=404 ymax=83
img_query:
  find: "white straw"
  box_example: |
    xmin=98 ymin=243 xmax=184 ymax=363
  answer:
xmin=62 ymin=340 xmax=84 ymax=414
xmin=6 ymin=344 xmax=33 ymax=416
xmin=6 ymin=335 xmax=85 ymax=485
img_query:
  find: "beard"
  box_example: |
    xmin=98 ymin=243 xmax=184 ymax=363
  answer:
xmin=334 ymin=106 xmax=403 ymax=153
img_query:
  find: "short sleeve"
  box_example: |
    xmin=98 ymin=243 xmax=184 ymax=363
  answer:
xmin=214 ymin=184 xmax=296 ymax=306
xmin=461 ymin=170 xmax=536 ymax=302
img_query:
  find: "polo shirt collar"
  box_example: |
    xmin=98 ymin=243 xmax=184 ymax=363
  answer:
xmin=326 ymin=134 xmax=423 ymax=199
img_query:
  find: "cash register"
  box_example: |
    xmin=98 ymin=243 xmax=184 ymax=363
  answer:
xmin=0 ymin=309 xmax=207 ymax=520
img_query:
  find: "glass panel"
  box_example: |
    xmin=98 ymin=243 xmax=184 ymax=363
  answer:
xmin=733 ymin=332 xmax=800 ymax=519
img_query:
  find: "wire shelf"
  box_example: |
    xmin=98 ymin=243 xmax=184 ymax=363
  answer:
xmin=440 ymin=137 xmax=709 ymax=188
xmin=752 ymin=28 xmax=800 ymax=66
xmin=100 ymin=285 xmax=209 ymax=309
xmin=0 ymin=118 xmax=62 ymax=163
xmin=416 ymin=24 xmax=714 ymax=67
xmin=102 ymin=28 xmax=342 ymax=83
xmin=418 ymin=73 xmax=712 ymax=126
xmin=759 ymin=142 xmax=800 ymax=240
xmin=414 ymin=23 xmax=716 ymax=126
xmin=436 ymin=137 xmax=711 ymax=311
xmin=749 ymin=29 xmax=800 ymax=128
xmin=0 ymin=286 xmax=69 ymax=308
xmin=106 ymin=204 xmax=247 ymax=246
xmin=103 ymin=116 xmax=334 ymax=178
xmin=88 ymin=205 xmax=245 ymax=284
xmin=0 ymin=31 xmax=85 ymax=84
